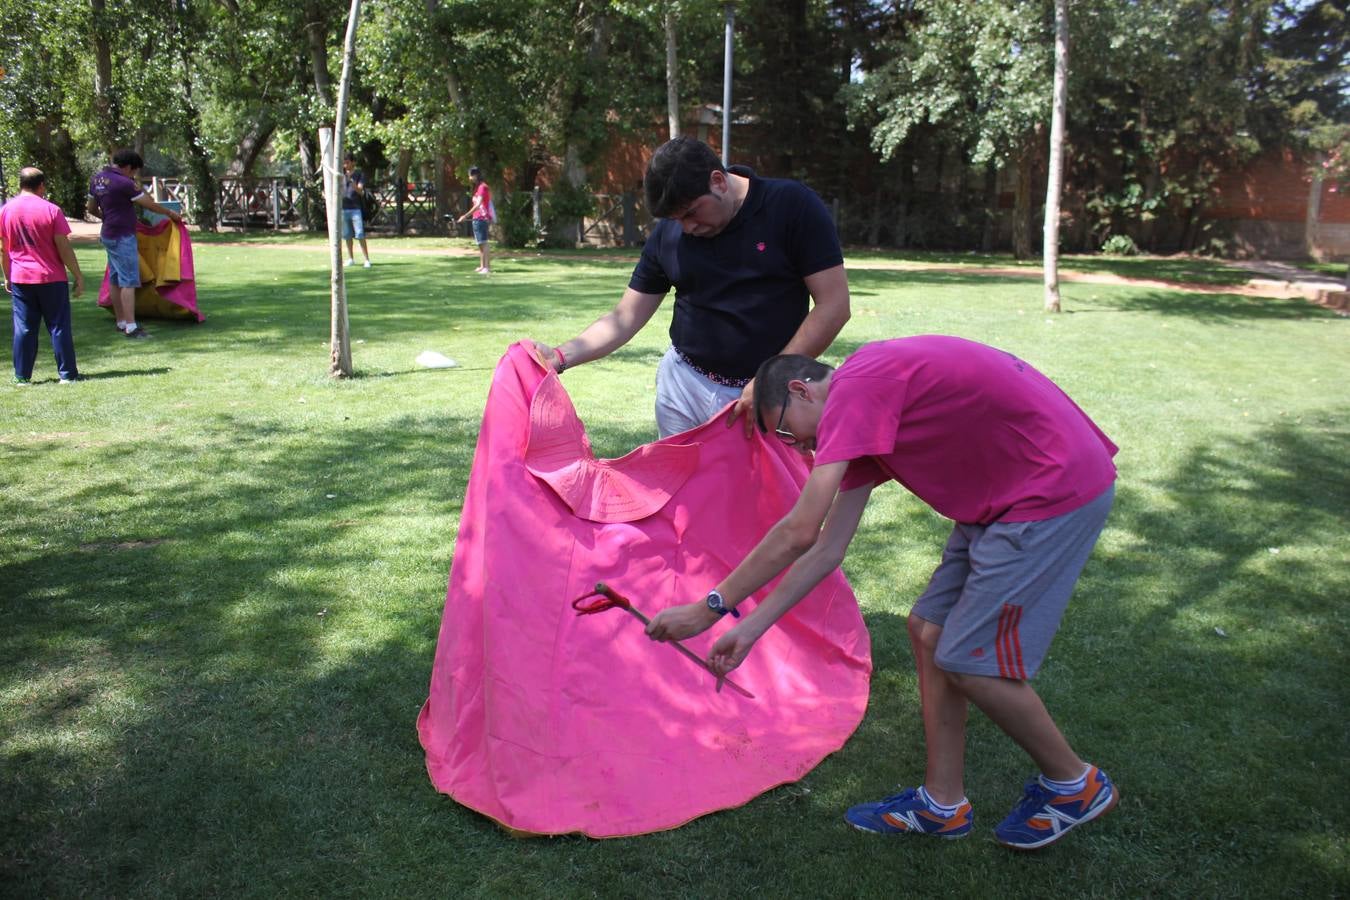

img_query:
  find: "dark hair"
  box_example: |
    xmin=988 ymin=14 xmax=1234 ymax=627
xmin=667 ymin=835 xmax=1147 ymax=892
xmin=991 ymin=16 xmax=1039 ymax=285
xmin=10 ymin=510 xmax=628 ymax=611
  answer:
xmin=112 ymin=148 xmax=144 ymax=170
xmin=18 ymin=167 xmax=45 ymax=191
xmin=343 ymin=153 xmax=355 ymax=164
xmin=644 ymin=137 xmax=726 ymax=218
xmin=753 ymin=354 xmax=834 ymax=432
xmin=468 ymin=166 xmax=482 ymax=182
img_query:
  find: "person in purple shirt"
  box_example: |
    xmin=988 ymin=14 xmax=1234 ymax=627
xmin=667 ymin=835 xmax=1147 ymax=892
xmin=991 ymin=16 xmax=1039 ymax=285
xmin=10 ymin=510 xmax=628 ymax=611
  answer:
xmin=646 ymin=336 xmax=1121 ymax=850
xmin=86 ymin=148 xmax=182 ymax=339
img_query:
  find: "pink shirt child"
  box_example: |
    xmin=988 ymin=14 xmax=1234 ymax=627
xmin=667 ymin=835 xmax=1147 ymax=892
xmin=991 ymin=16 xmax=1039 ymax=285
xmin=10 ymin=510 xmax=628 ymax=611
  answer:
xmin=814 ymin=336 xmax=1118 ymax=525
xmin=0 ymin=193 xmax=73 ymax=284
xmin=471 ymin=182 xmax=492 ymax=220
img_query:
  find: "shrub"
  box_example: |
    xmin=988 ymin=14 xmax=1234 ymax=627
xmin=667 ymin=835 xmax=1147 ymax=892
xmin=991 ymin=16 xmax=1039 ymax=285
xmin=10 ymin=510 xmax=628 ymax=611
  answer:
xmin=495 ymin=192 xmax=541 ymax=249
xmin=1101 ymin=234 xmax=1139 ymax=256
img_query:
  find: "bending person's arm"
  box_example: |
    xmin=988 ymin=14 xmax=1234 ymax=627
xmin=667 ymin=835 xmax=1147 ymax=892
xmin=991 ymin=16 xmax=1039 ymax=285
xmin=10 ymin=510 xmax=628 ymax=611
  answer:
xmin=707 ymin=477 xmax=870 ymax=675
xmin=533 ymin=287 xmax=665 ymax=372
xmin=645 ymin=460 xmax=859 ymax=643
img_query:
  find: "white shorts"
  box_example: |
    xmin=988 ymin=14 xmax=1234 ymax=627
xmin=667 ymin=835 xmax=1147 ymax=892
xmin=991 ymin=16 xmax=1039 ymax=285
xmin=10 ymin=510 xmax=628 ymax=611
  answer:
xmin=653 ymin=346 xmax=745 ymax=438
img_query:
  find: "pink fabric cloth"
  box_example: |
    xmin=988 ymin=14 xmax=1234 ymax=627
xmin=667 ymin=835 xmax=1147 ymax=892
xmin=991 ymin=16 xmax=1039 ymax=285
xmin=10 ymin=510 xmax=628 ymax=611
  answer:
xmin=820 ymin=337 xmax=1118 ymax=524
xmin=97 ymin=219 xmax=203 ymax=321
xmin=418 ymin=341 xmax=872 ymax=837
xmin=0 ymin=194 xmax=71 ymax=284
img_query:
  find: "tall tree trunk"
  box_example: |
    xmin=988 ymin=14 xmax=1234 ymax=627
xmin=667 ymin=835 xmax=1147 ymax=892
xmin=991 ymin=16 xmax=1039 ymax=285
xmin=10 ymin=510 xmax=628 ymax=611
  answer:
xmin=395 ymin=148 xmax=412 ymax=234
xmin=89 ymin=0 xmax=120 ymax=152
xmin=39 ymin=120 xmax=87 ymax=217
xmin=1304 ymin=160 xmax=1324 ymax=260
xmin=424 ymin=0 xmax=464 ymax=108
xmin=895 ymin=146 xmax=913 ymax=248
xmin=180 ymin=95 xmax=217 ymax=230
xmin=230 ymin=115 xmax=277 ymax=176
xmin=306 ymin=0 xmax=335 ymax=107
xmin=981 ymin=165 xmax=998 ymax=252
xmin=174 ymin=8 xmax=217 ymax=231
xmin=1043 ymin=0 xmax=1068 ymax=312
xmin=558 ymin=5 xmax=609 ymax=246
xmin=1013 ymin=139 xmax=1033 ymax=260
xmin=665 ymin=5 xmax=680 ymax=139
xmin=328 ymin=0 xmax=361 ymax=379
xmin=299 ymin=131 xmax=323 ymax=230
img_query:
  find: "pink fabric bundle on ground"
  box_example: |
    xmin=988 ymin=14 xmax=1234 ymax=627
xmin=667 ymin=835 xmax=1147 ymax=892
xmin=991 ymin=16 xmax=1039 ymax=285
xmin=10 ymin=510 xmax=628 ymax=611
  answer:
xmin=418 ymin=341 xmax=872 ymax=837
xmin=97 ymin=219 xmax=202 ymax=322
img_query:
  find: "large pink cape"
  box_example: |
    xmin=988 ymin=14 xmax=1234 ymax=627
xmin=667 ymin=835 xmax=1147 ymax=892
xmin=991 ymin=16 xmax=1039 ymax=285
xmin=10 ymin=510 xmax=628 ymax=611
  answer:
xmin=417 ymin=342 xmax=872 ymax=837
xmin=97 ymin=219 xmax=202 ymax=322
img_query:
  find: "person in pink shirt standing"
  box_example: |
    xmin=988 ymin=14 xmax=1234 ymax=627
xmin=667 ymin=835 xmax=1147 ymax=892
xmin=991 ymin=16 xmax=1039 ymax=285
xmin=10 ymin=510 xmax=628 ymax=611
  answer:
xmin=646 ymin=335 xmax=1121 ymax=850
xmin=1 ymin=167 xmax=85 ymax=384
xmin=86 ymin=148 xmax=182 ymax=339
xmin=456 ymin=166 xmax=492 ymax=274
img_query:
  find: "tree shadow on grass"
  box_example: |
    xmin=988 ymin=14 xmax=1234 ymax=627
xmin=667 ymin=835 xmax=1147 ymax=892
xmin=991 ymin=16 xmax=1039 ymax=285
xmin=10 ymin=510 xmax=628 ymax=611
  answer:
xmin=139 ymin=258 xmax=630 ymax=359
xmin=846 ymin=269 xmax=1043 ymax=292
xmin=3 ymin=403 xmax=1347 ymax=896
xmin=1070 ymin=288 xmax=1342 ymax=323
xmin=1060 ymin=412 xmax=1349 ymax=890
xmin=0 ymin=411 xmax=487 ymax=895
xmin=73 ymin=366 xmax=173 ymax=380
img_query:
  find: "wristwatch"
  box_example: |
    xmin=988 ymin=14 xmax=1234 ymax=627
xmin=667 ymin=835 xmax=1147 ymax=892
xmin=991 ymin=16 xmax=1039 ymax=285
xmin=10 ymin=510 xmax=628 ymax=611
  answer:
xmin=705 ymin=589 xmax=740 ymax=619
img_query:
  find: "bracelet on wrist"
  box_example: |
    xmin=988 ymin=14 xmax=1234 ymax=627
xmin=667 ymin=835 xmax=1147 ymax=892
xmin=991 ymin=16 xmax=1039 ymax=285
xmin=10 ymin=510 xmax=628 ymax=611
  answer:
xmin=554 ymin=347 xmax=568 ymax=373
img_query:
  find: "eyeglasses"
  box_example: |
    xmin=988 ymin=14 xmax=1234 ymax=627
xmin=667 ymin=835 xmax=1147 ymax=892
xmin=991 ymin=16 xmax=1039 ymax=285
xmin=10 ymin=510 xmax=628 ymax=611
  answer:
xmin=773 ymin=378 xmax=811 ymax=446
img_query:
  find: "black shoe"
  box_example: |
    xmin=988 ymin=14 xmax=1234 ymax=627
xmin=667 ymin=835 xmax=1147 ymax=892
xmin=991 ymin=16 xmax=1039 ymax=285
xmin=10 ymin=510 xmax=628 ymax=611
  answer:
xmin=125 ymin=326 xmax=152 ymax=339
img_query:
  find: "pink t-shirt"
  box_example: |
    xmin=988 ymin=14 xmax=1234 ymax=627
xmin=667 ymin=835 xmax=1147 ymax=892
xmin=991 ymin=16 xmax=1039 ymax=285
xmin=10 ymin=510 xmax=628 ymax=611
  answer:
xmin=471 ymin=182 xmax=492 ymax=220
xmin=814 ymin=337 xmax=1118 ymax=524
xmin=0 ymin=193 xmax=72 ymax=284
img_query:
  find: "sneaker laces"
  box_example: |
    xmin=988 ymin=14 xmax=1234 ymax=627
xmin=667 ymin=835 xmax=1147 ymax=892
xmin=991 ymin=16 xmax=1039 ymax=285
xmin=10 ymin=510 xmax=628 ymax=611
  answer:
xmin=879 ymin=787 xmax=920 ymax=808
xmin=1011 ymin=780 xmax=1054 ymax=815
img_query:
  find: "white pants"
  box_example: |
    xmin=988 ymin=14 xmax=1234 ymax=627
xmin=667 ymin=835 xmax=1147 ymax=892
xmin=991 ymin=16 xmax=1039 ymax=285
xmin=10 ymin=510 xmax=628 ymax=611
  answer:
xmin=654 ymin=346 xmax=746 ymax=438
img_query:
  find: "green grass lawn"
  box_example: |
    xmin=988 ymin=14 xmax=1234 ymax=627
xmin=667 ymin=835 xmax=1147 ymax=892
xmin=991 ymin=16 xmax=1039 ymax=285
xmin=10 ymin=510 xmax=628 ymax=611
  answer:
xmin=2 ymin=244 xmax=1347 ymax=897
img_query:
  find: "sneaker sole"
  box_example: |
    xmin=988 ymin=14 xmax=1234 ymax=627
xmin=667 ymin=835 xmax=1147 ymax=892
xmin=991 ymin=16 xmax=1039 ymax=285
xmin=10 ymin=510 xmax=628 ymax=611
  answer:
xmin=996 ymin=787 xmax=1119 ymax=851
xmin=849 ymin=820 xmax=970 ymax=839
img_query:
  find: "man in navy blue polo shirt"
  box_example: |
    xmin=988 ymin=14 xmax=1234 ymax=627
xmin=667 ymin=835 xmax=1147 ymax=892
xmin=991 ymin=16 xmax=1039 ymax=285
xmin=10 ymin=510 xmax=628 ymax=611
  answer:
xmin=533 ymin=138 xmax=850 ymax=437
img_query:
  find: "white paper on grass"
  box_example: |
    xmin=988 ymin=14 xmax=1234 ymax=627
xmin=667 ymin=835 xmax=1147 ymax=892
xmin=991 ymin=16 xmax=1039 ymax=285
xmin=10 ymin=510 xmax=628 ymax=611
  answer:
xmin=416 ymin=351 xmax=459 ymax=369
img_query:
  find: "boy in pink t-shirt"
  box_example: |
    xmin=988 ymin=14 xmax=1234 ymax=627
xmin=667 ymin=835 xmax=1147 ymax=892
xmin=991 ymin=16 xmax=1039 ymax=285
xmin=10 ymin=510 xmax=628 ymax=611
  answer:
xmin=456 ymin=166 xmax=492 ymax=274
xmin=645 ymin=336 xmax=1120 ymax=850
xmin=1 ymin=167 xmax=84 ymax=383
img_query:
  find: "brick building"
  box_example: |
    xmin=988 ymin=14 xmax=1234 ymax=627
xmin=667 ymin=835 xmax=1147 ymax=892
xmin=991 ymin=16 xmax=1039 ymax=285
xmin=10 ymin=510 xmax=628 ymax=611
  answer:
xmin=1202 ymin=149 xmax=1350 ymax=259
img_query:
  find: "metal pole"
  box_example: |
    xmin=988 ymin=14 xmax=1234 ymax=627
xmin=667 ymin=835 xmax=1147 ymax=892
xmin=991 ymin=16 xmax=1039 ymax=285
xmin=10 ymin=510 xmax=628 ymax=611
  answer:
xmin=722 ymin=3 xmax=735 ymax=165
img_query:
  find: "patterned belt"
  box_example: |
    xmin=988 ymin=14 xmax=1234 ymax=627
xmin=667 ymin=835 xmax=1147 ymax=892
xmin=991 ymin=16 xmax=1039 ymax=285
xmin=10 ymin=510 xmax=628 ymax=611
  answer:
xmin=673 ymin=347 xmax=751 ymax=388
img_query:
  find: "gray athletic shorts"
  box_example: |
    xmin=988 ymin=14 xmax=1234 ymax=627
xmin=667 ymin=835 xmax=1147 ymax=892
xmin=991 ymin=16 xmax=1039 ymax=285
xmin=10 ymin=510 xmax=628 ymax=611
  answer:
xmin=654 ymin=346 xmax=744 ymax=438
xmin=912 ymin=483 xmax=1114 ymax=680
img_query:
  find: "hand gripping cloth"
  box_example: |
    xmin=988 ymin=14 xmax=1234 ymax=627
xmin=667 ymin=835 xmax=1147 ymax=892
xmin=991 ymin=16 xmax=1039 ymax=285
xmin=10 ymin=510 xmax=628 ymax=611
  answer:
xmin=97 ymin=219 xmax=203 ymax=322
xmin=417 ymin=341 xmax=872 ymax=837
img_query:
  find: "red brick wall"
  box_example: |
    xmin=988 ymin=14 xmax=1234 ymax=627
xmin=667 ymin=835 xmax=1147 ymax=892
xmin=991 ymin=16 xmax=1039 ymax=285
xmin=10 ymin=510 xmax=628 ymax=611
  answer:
xmin=1203 ymin=149 xmax=1350 ymax=224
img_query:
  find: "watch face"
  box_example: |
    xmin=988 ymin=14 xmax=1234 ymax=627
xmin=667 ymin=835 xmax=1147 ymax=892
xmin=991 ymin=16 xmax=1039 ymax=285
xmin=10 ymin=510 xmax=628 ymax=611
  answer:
xmin=706 ymin=591 xmax=724 ymax=613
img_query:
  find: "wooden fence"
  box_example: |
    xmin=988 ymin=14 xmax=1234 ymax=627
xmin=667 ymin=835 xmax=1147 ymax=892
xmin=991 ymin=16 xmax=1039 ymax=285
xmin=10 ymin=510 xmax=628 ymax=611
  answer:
xmin=150 ymin=177 xmax=655 ymax=247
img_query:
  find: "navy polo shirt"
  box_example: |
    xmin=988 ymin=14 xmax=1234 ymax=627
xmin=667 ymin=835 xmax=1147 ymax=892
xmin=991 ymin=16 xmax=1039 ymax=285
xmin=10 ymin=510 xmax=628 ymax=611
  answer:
xmin=628 ymin=166 xmax=843 ymax=380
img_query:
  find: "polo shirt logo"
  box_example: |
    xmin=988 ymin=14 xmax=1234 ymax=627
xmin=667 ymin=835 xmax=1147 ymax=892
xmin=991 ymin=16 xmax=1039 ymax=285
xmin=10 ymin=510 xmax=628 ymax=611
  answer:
xmin=756 ymin=241 xmax=766 ymax=251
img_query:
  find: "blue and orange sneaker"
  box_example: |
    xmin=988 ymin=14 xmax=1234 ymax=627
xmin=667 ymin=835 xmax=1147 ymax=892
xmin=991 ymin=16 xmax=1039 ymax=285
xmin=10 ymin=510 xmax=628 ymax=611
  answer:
xmin=844 ymin=788 xmax=973 ymax=839
xmin=994 ymin=765 xmax=1118 ymax=850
